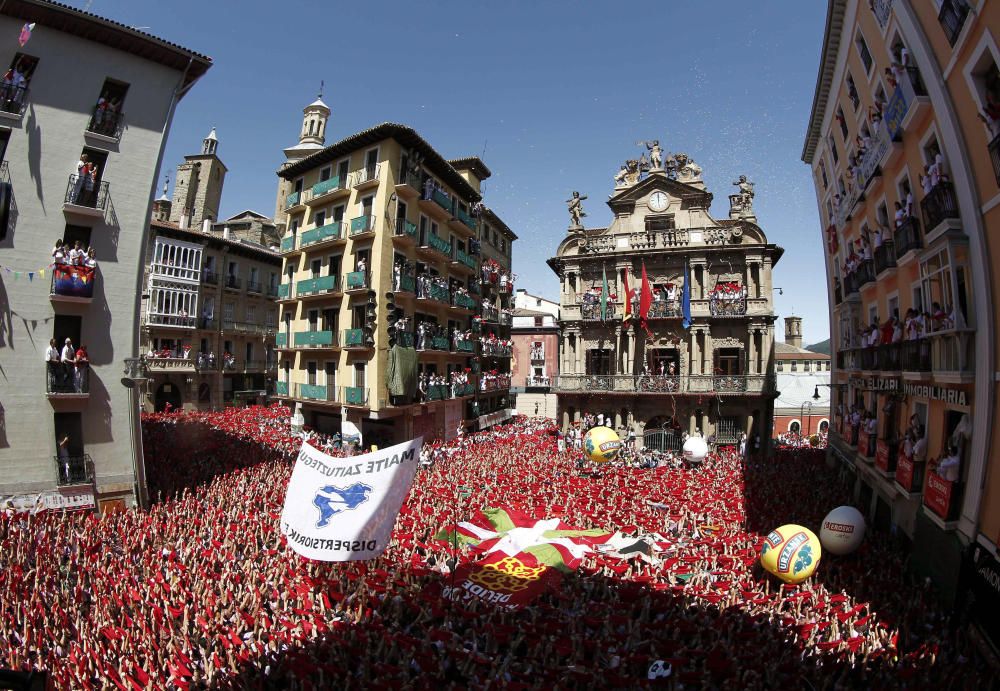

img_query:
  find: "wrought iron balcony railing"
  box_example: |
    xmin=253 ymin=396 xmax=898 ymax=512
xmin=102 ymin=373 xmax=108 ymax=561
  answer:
xmin=893 ymin=216 xmax=922 ymax=259
xmin=86 ymin=105 xmax=125 ymax=139
xmin=873 ymin=240 xmax=896 ymax=275
xmin=54 ymin=454 xmax=94 ymax=486
xmin=553 ymin=373 xmax=774 ymax=395
xmin=920 ymin=182 xmax=960 ymax=234
xmin=0 ymin=83 xmax=28 ymax=116
xmin=64 ymin=174 xmax=109 ymax=211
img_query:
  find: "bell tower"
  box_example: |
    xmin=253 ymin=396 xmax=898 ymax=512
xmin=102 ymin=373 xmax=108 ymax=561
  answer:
xmin=169 ymin=127 xmax=228 ymax=229
xmin=784 ymin=316 xmax=803 ymax=349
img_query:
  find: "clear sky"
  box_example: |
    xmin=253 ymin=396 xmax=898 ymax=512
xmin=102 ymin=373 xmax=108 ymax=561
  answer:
xmin=81 ymin=0 xmax=829 ymax=345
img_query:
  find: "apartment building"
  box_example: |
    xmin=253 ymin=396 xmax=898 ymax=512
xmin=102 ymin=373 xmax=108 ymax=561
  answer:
xmin=273 ymin=108 xmax=515 ymax=445
xmin=511 ymin=289 xmax=560 ymax=418
xmin=0 ymin=0 xmax=210 ymax=511
xmin=801 ymin=0 xmax=1000 ymax=629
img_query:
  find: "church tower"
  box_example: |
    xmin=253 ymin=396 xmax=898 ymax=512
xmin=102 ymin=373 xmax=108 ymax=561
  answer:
xmin=274 ymin=94 xmax=331 ymax=222
xmin=169 ymin=127 xmax=228 ymax=229
xmin=151 ymin=177 xmax=172 ymax=222
xmin=784 ymin=316 xmax=803 ymax=349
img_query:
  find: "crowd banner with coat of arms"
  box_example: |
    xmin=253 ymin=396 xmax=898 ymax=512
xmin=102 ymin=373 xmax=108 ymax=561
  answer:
xmin=436 ymin=507 xmax=613 ymax=609
xmin=280 ymin=437 xmax=422 ymax=562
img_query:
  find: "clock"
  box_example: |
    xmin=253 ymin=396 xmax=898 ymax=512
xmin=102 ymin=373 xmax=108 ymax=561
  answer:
xmin=647 ymin=191 xmax=669 ymax=212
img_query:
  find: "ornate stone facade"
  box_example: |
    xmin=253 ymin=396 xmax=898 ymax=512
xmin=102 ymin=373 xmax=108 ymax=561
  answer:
xmin=547 ymin=143 xmax=782 ymax=452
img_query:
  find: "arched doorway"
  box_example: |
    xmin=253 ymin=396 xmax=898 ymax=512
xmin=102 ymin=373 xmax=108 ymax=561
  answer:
xmin=154 ymin=382 xmax=182 ymax=412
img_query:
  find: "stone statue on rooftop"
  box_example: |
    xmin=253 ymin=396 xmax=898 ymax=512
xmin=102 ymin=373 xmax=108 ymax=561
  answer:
xmin=645 ymin=140 xmax=663 ymax=170
xmin=566 ymin=191 xmax=588 ymax=228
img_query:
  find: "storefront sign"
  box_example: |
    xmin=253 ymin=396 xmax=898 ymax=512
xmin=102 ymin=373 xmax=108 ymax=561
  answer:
xmin=895 ymin=455 xmax=916 ymax=492
xmin=924 ymin=472 xmax=954 ymax=519
xmin=903 ymin=383 xmax=968 ymax=406
xmin=884 ymin=87 xmax=908 ymax=140
xmin=854 ymin=376 xmax=901 ymax=393
xmin=0 ymin=490 xmax=96 ymax=514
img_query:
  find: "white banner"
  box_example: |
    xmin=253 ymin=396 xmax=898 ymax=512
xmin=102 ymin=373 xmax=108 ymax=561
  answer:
xmin=280 ymin=437 xmax=422 ymax=561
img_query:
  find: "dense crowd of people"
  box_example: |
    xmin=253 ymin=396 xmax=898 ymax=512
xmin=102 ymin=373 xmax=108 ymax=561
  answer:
xmin=0 ymin=405 xmax=988 ymax=688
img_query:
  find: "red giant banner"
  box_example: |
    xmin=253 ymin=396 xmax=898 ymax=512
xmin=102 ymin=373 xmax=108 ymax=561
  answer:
xmin=440 ymin=551 xmax=561 ymax=610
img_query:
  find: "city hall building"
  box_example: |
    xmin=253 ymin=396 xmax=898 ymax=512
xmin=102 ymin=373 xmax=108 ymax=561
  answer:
xmin=548 ymin=146 xmax=782 ymax=453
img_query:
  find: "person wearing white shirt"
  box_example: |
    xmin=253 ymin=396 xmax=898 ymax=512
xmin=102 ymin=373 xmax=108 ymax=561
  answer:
xmin=912 ymin=433 xmax=928 ymax=464
xmin=60 ymin=338 xmax=76 ymax=389
xmin=937 ymin=446 xmax=960 ymax=482
xmin=45 ymin=338 xmax=61 ymax=390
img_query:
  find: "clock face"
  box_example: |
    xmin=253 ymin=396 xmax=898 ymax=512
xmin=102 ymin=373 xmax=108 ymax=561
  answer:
xmin=647 ymin=191 xmax=669 ymax=212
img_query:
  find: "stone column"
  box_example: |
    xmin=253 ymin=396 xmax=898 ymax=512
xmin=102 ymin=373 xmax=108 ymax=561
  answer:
xmin=747 ymin=328 xmax=757 ymax=375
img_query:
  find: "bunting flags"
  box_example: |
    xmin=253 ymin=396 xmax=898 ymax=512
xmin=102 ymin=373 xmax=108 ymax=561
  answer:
xmin=682 ymin=260 xmax=692 ymax=329
xmin=600 ymin=265 xmax=609 ymax=322
xmin=622 ymin=266 xmax=635 ymax=323
xmin=1 ymin=262 xmax=52 ymax=281
xmin=18 ymin=23 xmax=35 ymax=47
xmin=639 ymin=261 xmax=652 ymax=336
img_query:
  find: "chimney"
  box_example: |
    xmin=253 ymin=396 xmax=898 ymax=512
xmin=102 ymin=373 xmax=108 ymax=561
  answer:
xmin=784 ymin=316 xmax=803 ymax=349
xmin=203 ymin=218 xmax=213 ymax=234
xmin=223 ymin=226 xmax=231 ymax=241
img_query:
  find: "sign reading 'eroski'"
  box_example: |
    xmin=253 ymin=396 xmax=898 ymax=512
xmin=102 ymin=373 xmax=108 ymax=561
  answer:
xmin=280 ymin=436 xmax=422 ymax=562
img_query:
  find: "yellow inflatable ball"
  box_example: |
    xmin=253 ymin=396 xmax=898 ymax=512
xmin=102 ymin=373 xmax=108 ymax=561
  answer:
xmin=760 ymin=524 xmax=822 ymax=584
xmin=583 ymin=426 xmax=622 ymax=464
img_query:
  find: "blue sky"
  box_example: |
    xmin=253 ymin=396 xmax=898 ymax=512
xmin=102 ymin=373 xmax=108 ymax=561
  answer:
xmin=81 ymin=0 xmax=829 ymax=344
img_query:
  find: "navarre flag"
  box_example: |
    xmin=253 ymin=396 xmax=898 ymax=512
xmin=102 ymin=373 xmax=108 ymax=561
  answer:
xmin=436 ymin=507 xmax=613 ymax=609
xmin=639 ymin=261 xmax=653 ymax=336
xmin=18 ymin=23 xmax=35 ymax=47
xmin=622 ymin=266 xmax=635 ymax=322
xmin=682 ymin=260 xmax=692 ymax=329
xmin=280 ymin=437 xmax=422 ymax=561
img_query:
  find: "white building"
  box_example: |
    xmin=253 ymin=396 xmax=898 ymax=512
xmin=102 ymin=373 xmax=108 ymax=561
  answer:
xmin=511 ymin=289 xmax=559 ymax=418
xmin=0 ymin=0 xmax=211 ymax=511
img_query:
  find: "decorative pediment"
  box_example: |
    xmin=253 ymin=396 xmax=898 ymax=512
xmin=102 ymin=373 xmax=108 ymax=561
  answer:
xmin=607 ymin=173 xmax=712 ymax=214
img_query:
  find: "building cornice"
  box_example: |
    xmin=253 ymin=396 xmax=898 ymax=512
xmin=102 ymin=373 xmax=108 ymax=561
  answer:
xmin=801 ymin=0 xmax=848 ymax=164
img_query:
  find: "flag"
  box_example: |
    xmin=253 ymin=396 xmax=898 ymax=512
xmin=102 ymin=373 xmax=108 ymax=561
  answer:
xmin=622 ymin=267 xmax=635 ymax=323
xmin=600 ymin=265 xmax=608 ymax=321
xmin=436 ymin=507 xmax=613 ymax=609
xmin=18 ymin=23 xmax=35 ymax=47
xmin=682 ymin=260 xmax=692 ymax=329
xmin=280 ymin=437 xmax=422 ymax=561
xmin=639 ymin=262 xmax=653 ymax=335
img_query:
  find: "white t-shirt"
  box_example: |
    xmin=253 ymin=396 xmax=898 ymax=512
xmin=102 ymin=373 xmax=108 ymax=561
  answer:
xmin=937 ymin=455 xmax=960 ymax=482
xmin=61 ymin=345 xmax=75 ymax=362
xmin=45 ymin=346 xmax=60 ymax=362
xmin=913 ymin=437 xmax=928 ymax=463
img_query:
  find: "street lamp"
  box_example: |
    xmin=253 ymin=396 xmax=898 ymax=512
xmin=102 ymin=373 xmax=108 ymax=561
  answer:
xmin=801 ymin=400 xmax=814 ymax=439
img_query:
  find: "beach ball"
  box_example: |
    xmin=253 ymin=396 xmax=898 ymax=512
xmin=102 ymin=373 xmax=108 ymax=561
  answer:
xmin=583 ymin=426 xmax=621 ymax=463
xmin=760 ymin=524 xmax=821 ymax=584
xmin=819 ymin=506 xmax=866 ymax=556
xmin=682 ymin=436 xmax=709 ymax=463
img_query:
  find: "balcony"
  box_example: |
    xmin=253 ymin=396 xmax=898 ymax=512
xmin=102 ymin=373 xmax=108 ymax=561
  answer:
xmin=924 ymin=471 xmax=959 ymax=522
xmin=394 ymin=331 xmax=415 ymax=348
xmin=276 ymin=333 xmax=288 ymax=347
xmin=222 ymin=320 xmax=271 ymax=336
xmin=894 ymin=454 xmax=924 ymax=494
xmin=146 ymin=313 xmax=197 ymax=328
xmin=266 ymin=284 xmax=280 ymax=299
xmin=50 ymin=265 xmax=95 ymax=303
xmin=709 ymin=295 xmax=747 ymax=317
xmin=920 ymin=182 xmax=960 ymax=238
xmin=300 ymin=221 xmax=345 ymax=249
xmin=395 ymin=273 xmax=416 ymax=294
xmin=989 ymin=134 xmax=1000 ymax=187
xmin=455 ymin=207 xmax=477 ymax=232
xmin=876 ymin=342 xmax=901 ymax=371
xmin=351 ymin=163 xmax=381 ymax=189
xmin=343 ymin=328 xmax=372 ymax=349
xmin=86 ymin=105 xmax=125 ymax=140
xmin=46 ymin=364 xmax=90 ymax=398
xmin=855 ymin=259 xmax=876 ymax=288
xmin=893 ymin=216 xmax=922 ymax=261
xmin=648 ymin=301 xmax=681 ymax=319
xmin=146 ymin=355 xmax=195 ymax=372
xmin=453 ymin=247 xmax=477 ymax=270
xmin=857 ymin=429 xmax=876 ymax=458
xmin=296 ymin=275 xmax=340 ymax=298
xmin=247 ymin=280 xmax=263 ymax=294
xmin=422 ymin=231 xmax=452 ymax=258
xmin=275 ymin=381 xmax=289 ymax=396
xmin=419 ymin=280 xmax=451 ymax=304
xmin=481 ymin=375 xmax=512 ymax=392
xmin=343 ymin=386 xmax=369 ymax=406
xmin=203 ymin=271 xmax=219 ymax=285
xmin=284 ymin=191 xmax=302 ymax=210
xmin=525 ymin=375 xmax=551 ymax=388
xmin=858 ymin=347 xmax=877 ymax=371
xmin=293 ymin=330 xmax=338 ymax=348
xmin=54 ymin=454 xmax=94 ymax=487
xmin=930 ymin=328 xmax=974 ymax=379
xmin=280 ymin=236 xmax=297 ymax=253
xmin=394 ymin=218 xmax=418 ymax=242
xmin=63 ymin=175 xmax=109 ymax=216
xmin=345 ymin=271 xmax=369 ymax=292
xmin=417 ymin=333 xmax=450 ymax=352
xmin=482 ymin=306 xmax=500 ymax=323
xmin=873 ymin=241 xmax=896 ymax=275
xmin=349 ymin=215 xmax=376 ymax=237
xmin=297 ymin=383 xmax=339 ymax=403
xmin=0 ymin=83 xmax=28 ymax=117
xmin=938 ymin=0 xmax=970 ymax=46
xmin=901 ymin=339 xmax=932 ymax=372
xmin=429 ymin=187 xmax=453 ymax=214
xmin=426 ymin=384 xmax=451 ymax=401
xmin=224 ymin=275 xmax=242 ymax=291
xmin=307 ymin=176 xmax=348 ymax=204
xmin=529 ymin=348 xmax=545 ymax=362
xmin=451 ymin=291 xmax=478 ymax=310
xmin=553 ymin=373 xmax=774 ymax=395
xmin=580 ymin=301 xmax=616 ymax=321
xmin=277 ymin=284 xmax=291 ymax=300
xmin=482 ymin=343 xmax=512 ymax=358
xmin=455 ymin=338 xmax=476 ymax=353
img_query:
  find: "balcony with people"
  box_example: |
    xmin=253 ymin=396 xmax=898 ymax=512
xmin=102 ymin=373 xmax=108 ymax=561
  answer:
xmin=416 ymin=274 xmax=451 ymax=305
xmin=893 ymin=212 xmax=922 ymax=261
xmin=480 ymin=334 xmax=512 ymax=358
xmin=873 ymin=235 xmax=896 ymax=275
xmin=919 ymin=176 xmax=960 ymax=241
xmin=580 ymin=285 xmax=616 ymax=322
xmin=480 ymin=371 xmax=511 ymax=392
xmin=45 ymin=338 xmax=91 ymax=399
xmin=345 ymin=261 xmax=370 ymax=293
xmin=50 ymin=240 xmax=98 ymax=303
xmin=1 ymin=54 xmax=35 ymax=117
xmin=393 ymin=217 xmax=418 ymax=244
xmin=86 ymin=82 xmax=127 ymax=140
xmin=708 ymin=282 xmax=747 ymax=317
xmin=924 ymin=441 xmax=963 ymax=523
xmin=875 ymin=437 xmax=899 ymax=475
xmin=553 ymin=372 xmax=774 ymax=395
xmin=415 ymin=321 xmax=450 ymax=352
xmin=481 ymin=260 xmax=514 ymax=295
xmin=525 ymin=375 xmax=551 ymax=389
xmin=451 ymin=285 xmax=478 ymax=311
xmin=63 ymin=154 xmax=110 ymax=215
xmin=391 ymin=260 xmax=416 ymax=295
xmin=54 ymin=452 xmax=94 ymax=487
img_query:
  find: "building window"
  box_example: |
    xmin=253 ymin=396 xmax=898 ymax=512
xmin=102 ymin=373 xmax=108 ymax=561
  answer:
xmin=819 ymin=160 xmax=828 ymax=189
xmin=938 ymin=0 xmax=970 ymax=46
xmin=534 ymin=316 xmax=543 ymax=327
xmin=715 ymin=348 xmax=742 ymax=375
xmin=1 ymin=53 xmax=38 ymax=116
xmin=846 ymin=73 xmax=860 ymax=110
xmin=790 ymin=360 xmax=797 ymax=372
xmin=776 ymin=360 xmax=784 ymax=372
xmin=586 ymin=349 xmax=613 ymax=375
xmin=828 ymin=134 xmax=839 ymax=164
xmin=645 ymin=215 xmax=675 ymax=232
xmin=836 ymin=106 xmax=849 ymax=140
xmin=855 ymin=31 xmax=873 ymax=74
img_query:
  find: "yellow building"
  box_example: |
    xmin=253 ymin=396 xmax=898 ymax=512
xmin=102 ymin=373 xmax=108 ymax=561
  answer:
xmin=802 ymin=0 xmax=1000 ymax=625
xmin=273 ymin=111 xmax=515 ymax=446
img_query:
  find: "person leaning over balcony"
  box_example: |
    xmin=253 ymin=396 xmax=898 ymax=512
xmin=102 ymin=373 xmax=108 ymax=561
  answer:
xmin=52 ymin=239 xmax=66 ymax=265
xmin=912 ymin=426 xmax=928 ymax=465
xmin=84 ymin=247 xmax=97 ymax=268
xmin=45 ymin=338 xmax=61 ymax=390
xmin=936 ymin=445 xmax=961 ymax=482
xmin=68 ymin=240 xmax=84 ymax=266
xmin=74 ymin=345 xmax=89 ymax=393
xmin=72 ymin=154 xmax=90 ymax=203
xmin=57 ymin=434 xmax=71 ymax=483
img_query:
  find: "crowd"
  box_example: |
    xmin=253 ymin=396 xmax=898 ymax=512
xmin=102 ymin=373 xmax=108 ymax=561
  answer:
xmin=52 ymin=239 xmax=98 ymax=269
xmin=45 ymin=337 xmax=90 ymax=394
xmin=0 ymin=405 xmax=988 ymax=688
